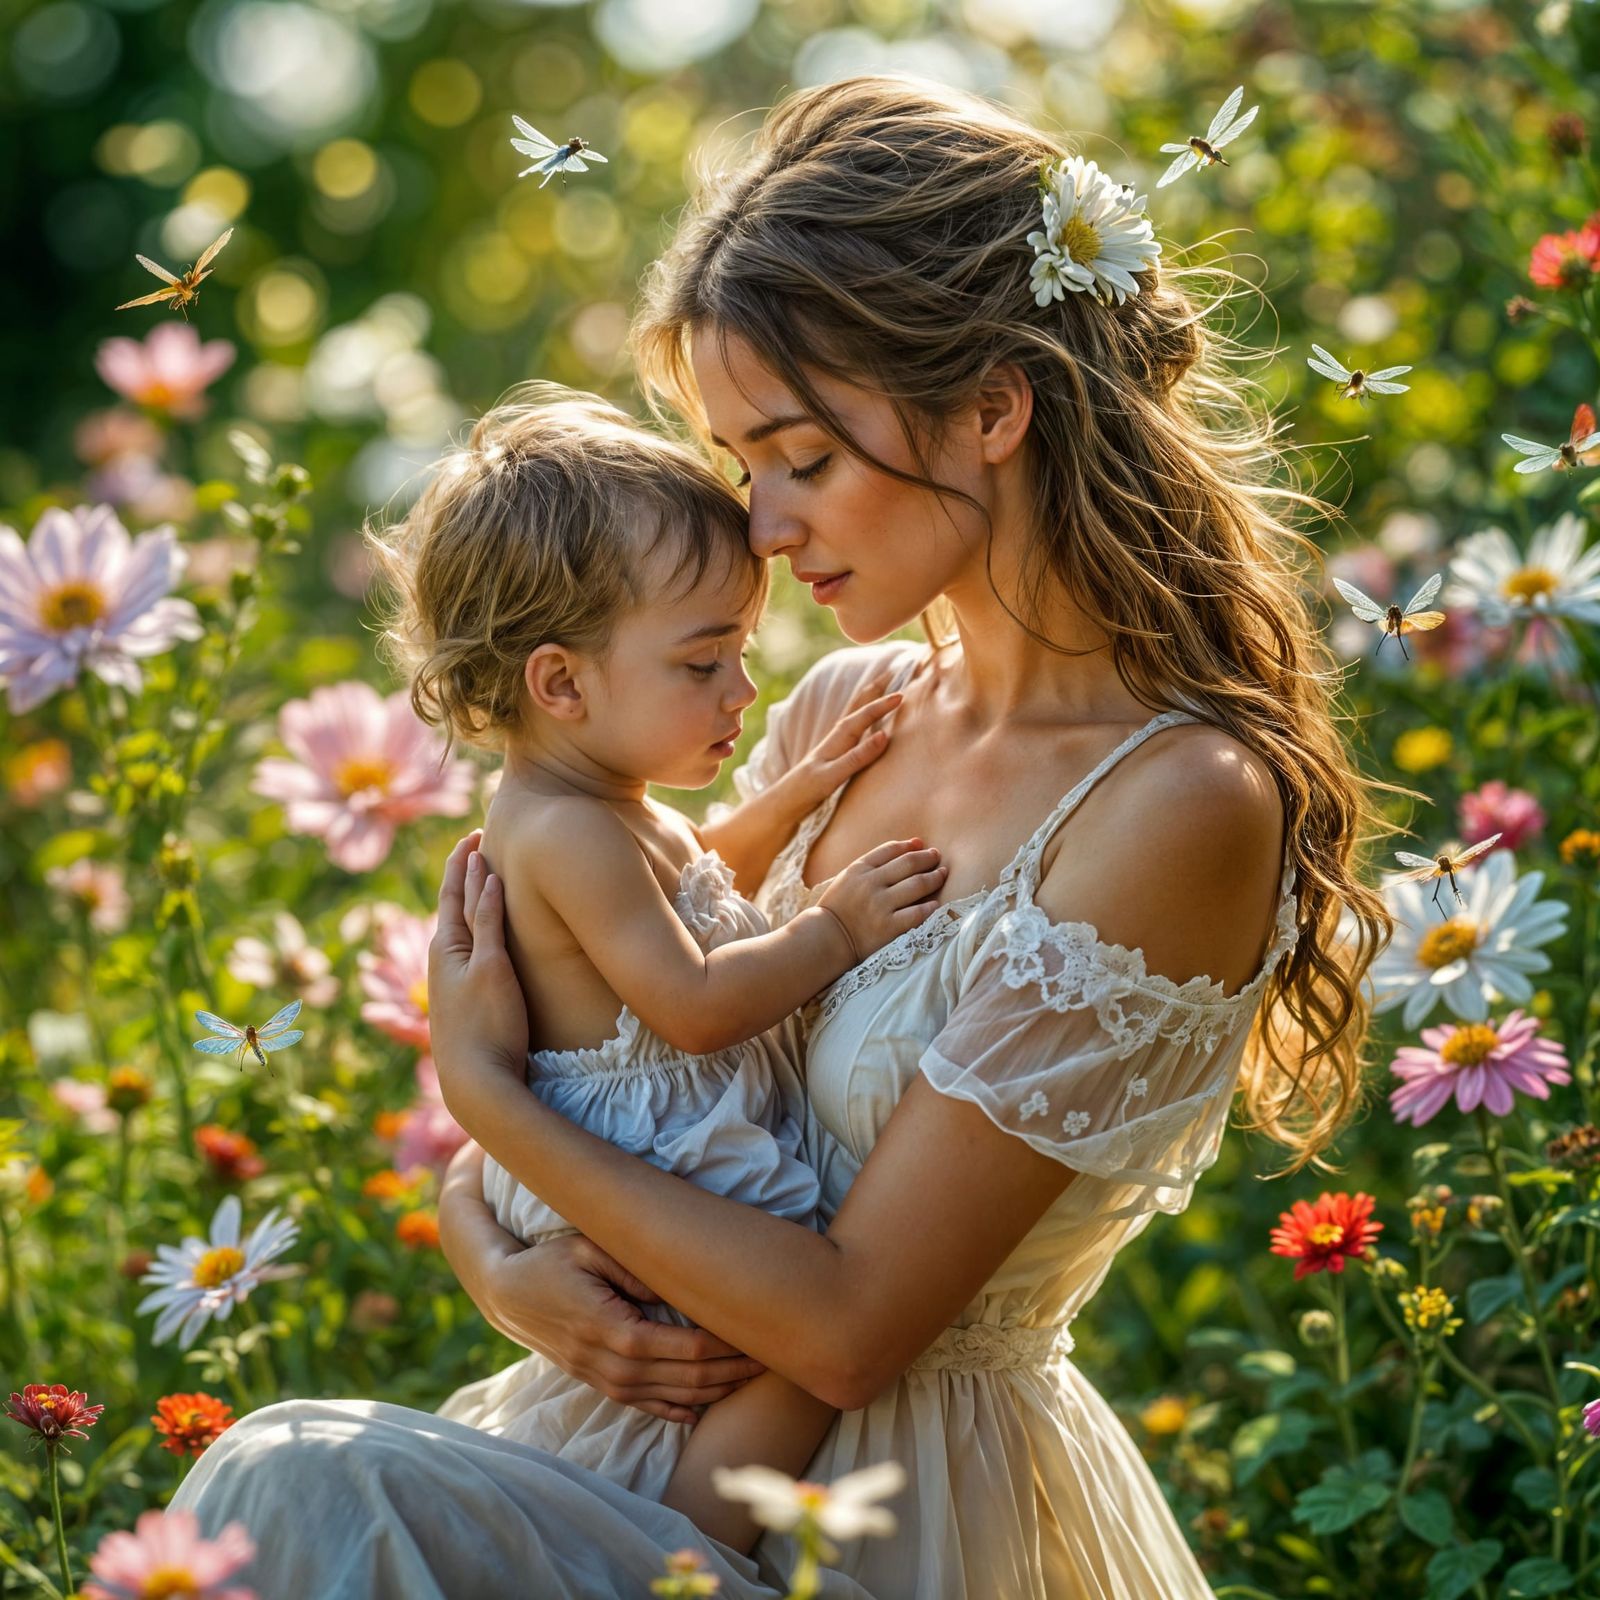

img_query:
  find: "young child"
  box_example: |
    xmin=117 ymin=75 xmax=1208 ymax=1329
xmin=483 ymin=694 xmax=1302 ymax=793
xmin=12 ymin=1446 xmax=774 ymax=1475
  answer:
xmin=369 ymin=382 xmax=948 ymax=1553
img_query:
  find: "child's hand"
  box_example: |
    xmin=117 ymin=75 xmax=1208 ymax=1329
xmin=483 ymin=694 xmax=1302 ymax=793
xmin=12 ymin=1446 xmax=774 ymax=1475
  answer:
xmin=787 ymin=673 xmax=903 ymax=812
xmin=815 ymin=838 xmax=947 ymax=962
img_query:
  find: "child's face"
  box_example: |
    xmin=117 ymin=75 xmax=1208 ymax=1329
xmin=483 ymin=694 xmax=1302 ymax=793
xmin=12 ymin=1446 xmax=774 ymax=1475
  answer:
xmin=580 ymin=547 xmax=763 ymax=791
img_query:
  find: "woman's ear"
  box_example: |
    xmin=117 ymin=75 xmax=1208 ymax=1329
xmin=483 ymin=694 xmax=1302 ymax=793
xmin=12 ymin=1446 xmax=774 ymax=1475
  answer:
xmin=974 ymin=361 xmax=1034 ymax=466
xmin=524 ymin=644 xmax=586 ymax=721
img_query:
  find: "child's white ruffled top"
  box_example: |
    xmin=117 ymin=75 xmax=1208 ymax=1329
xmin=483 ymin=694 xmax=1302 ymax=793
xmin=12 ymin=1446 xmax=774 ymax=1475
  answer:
xmin=479 ymin=848 xmax=821 ymax=1259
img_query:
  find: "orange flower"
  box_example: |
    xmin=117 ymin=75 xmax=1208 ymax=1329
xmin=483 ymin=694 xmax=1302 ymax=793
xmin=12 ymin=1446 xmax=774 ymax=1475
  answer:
xmin=151 ymin=1391 xmax=236 ymax=1456
xmin=1529 ymin=215 xmax=1600 ymax=288
xmin=25 ymin=1166 xmax=52 ymax=1207
xmin=1269 ymin=1192 xmax=1384 ymax=1279
xmin=3 ymin=739 xmax=70 ymax=806
xmin=106 ymin=1066 xmax=154 ymax=1114
xmin=5 ymin=1384 xmax=104 ymax=1448
xmin=373 ymin=1110 xmax=410 ymax=1141
xmin=195 ymin=1125 xmax=266 ymax=1183
xmin=395 ymin=1209 xmax=440 ymax=1250
xmin=362 ymin=1169 xmax=414 ymax=1202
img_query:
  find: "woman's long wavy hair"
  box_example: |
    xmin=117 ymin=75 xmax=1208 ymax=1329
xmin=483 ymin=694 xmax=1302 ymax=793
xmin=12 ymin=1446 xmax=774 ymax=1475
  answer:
xmin=631 ymin=74 xmax=1403 ymax=1175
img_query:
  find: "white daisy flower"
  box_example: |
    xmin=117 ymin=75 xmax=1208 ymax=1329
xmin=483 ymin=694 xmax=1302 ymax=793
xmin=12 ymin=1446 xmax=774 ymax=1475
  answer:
xmin=1028 ymin=158 xmax=1161 ymax=308
xmin=1443 ymin=513 xmax=1600 ymax=629
xmin=712 ymin=1461 xmax=905 ymax=1556
xmin=1367 ymin=847 xmax=1568 ymax=1030
xmin=137 ymin=1195 xmax=299 ymax=1350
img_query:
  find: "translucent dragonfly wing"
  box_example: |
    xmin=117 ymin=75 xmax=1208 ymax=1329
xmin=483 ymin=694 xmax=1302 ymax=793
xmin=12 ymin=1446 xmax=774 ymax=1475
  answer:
xmin=1157 ymin=148 xmax=1200 ymax=187
xmin=1308 ymin=345 xmax=1353 ymax=384
xmin=1503 ymin=433 xmax=1559 ymax=472
xmin=116 ymin=287 xmax=182 ymax=310
xmin=1331 ymin=577 xmax=1386 ymax=622
xmin=258 ymin=999 xmax=303 ymax=1038
xmin=1392 ymin=851 xmax=1442 ymax=872
xmin=1401 ymin=572 xmax=1444 ymax=614
xmin=1574 ymin=429 xmax=1600 ymax=453
xmin=1365 ymin=378 xmax=1411 ymax=395
xmin=193 ymin=228 xmax=234 ymax=275
xmin=134 ymin=254 xmax=181 ymax=286
xmin=1206 ymin=86 xmax=1245 ymax=144
xmin=578 ymin=147 xmax=607 ymax=164
xmin=193 ymin=1036 xmax=246 ymax=1055
xmin=511 ymin=115 xmax=556 ymax=155
xmin=1368 ymin=365 xmax=1413 ymax=382
xmin=1210 ymin=101 xmax=1258 ymax=151
xmin=560 ymin=154 xmax=589 ymax=172
xmin=195 ymin=1010 xmax=245 ymax=1039
xmin=260 ymin=1030 xmax=304 ymax=1053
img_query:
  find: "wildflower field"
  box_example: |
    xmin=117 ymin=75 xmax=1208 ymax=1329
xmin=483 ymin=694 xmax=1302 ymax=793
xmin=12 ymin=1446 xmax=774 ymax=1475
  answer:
xmin=4 ymin=0 xmax=1600 ymax=1595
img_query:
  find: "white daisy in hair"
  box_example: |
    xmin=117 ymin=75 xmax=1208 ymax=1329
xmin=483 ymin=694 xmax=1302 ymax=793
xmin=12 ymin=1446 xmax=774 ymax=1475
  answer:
xmin=1443 ymin=512 xmax=1600 ymax=630
xmin=1366 ymin=846 xmax=1567 ymax=1029
xmin=137 ymin=1195 xmax=300 ymax=1349
xmin=1028 ymin=156 xmax=1161 ymax=308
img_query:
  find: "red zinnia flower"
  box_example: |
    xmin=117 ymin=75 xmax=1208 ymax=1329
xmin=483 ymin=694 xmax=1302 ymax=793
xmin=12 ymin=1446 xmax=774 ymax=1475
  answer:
xmin=195 ymin=1124 xmax=266 ymax=1183
xmin=395 ymin=1209 xmax=441 ymax=1250
xmin=5 ymin=1384 xmax=105 ymax=1448
xmin=1529 ymin=216 xmax=1600 ymax=288
xmin=152 ymin=1391 xmax=236 ymax=1457
xmin=1269 ymin=1192 xmax=1384 ymax=1279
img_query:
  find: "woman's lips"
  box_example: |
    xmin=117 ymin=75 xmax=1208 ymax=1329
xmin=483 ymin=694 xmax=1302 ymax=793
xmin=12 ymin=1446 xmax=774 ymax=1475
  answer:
xmin=808 ymin=573 xmax=848 ymax=604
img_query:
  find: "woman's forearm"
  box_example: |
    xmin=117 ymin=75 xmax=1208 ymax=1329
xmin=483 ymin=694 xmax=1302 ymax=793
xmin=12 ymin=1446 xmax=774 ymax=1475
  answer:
xmin=437 ymin=1140 xmax=520 ymax=1339
xmin=444 ymin=1066 xmax=864 ymax=1408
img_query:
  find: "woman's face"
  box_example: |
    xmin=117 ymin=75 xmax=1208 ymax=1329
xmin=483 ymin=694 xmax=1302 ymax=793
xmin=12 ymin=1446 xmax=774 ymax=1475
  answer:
xmin=689 ymin=330 xmax=991 ymax=642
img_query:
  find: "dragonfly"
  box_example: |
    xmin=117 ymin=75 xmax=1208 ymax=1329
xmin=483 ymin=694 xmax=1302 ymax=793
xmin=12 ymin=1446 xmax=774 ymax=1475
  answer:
xmin=1386 ymin=834 xmax=1502 ymax=916
xmin=1502 ymin=410 xmax=1600 ymax=474
xmin=193 ymin=999 xmax=304 ymax=1072
xmin=1331 ymin=570 xmax=1446 ymax=661
xmin=1157 ymin=86 xmax=1259 ymax=188
xmin=115 ymin=227 xmax=234 ymax=319
xmin=509 ymin=116 xmax=609 ymax=188
xmin=1307 ymin=345 xmax=1413 ymax=403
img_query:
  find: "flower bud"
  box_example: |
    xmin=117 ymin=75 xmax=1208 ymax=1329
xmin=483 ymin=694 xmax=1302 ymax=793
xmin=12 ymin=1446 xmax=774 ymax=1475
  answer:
xmin=1464 ymin=1193 xmax=1503 ymax=1229
xmin=1298 ymin=1309 xmax=1337 ymax=1347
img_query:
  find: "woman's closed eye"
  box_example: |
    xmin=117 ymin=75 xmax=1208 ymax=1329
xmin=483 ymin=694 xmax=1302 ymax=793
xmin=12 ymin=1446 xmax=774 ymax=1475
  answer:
xmin=732 ymin=453 xmax=832 ymax=489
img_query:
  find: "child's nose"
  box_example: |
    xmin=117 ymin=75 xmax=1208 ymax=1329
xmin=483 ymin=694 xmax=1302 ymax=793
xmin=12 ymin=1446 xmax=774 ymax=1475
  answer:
xmin=727 ymin=660 xmax=759 ymax=711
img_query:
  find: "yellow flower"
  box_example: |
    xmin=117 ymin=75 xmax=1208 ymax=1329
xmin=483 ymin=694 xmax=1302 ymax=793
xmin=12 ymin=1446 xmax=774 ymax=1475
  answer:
xmin=1392 ymin=727 xmax=1453 ymax=774
xmin=1559 ymin=828 xmax=1600 ymax=869
xmin=1399 ymin=1284 xmax=1463 ymax=1339
xmin=1139 ymin=1395 xmax=1192 ymax=1435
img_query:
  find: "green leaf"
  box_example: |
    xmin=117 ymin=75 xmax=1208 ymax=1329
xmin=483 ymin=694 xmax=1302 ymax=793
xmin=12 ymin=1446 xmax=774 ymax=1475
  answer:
xmin=1467 ymin=1271 xmax=1524 ymax=1323
xmin=1502 ymin=1557 xmax=1574 ymax=1597
xmin=1292 ymin=1465 xmax=1391 ymax=1534
xmin=1238 ymin=1349 xmax=1297 ymax=1380
xmin=1232 ymin=1409 xmax=1322 ymax=1486
xmin=1398 ymin=1488 xmax=1456 ymax=1548
xmin=1425 ymin=1541 xmax=1502 ymax=1600
xmin=1506 ymin=1166 xmax=1573 ymax=1189
xmin=1412 ymin=1142 xmax=1453 ymax=1177
xmin=1537 ymin=1262 xmax=1591 ymax=1310
xmin=1512 ymin=1466 xmax=1560 ymax=1511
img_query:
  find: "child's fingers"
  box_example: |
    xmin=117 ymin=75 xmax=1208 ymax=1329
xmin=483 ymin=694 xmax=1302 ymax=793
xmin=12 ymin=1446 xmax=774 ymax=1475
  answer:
xmin=871 ymin=846 xmax=943 ymax=886
xmin=853 ymin=838 xmax=928 ymax=870
xmin=842 ymin=668 xmax=896 ymax=714
xmin=825 ymin=692 xmax=902 ymax=747
xmin=885 ymin=866 xmax=948 ymax=907
xmin=891 ymin=900 xmax=944 ymax=931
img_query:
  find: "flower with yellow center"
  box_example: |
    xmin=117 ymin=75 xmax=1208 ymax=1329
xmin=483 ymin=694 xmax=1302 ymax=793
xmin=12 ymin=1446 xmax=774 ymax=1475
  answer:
xmin=137 ymin=1194 xmax=298 ymax=1349
xmin=712 ymin=1460 xmax=906 ymax=1559
xmin=335 ymin=756 xmax=394 ymax=798
xmin=1392 ymin=727 xmax=1453 ymax=774
xmin=1139 ymin=1395 xmax=1192 ymax=1435
xmin=1399 ymin=1285 xmax=1463 ymax=1340
xmin=40 ymin=580 xmax=107 ymax=633
xmin=1559 ymin=828 xmax=1600 ymax=869
xmin=1028 ymin=155 xmax=1161 ymax=308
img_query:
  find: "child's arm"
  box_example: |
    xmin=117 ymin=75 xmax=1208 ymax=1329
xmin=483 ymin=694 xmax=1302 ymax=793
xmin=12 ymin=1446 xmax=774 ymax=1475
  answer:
xmin=700 ymin=682 xmax=904 ymax=897
xmin=659 ymin=1372 xmax=838 ymax=1554
xmin=506 ymin=804 xmax=945 ymax=1057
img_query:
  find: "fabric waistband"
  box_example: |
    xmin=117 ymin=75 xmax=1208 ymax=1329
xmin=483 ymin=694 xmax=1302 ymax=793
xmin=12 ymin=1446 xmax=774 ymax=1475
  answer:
xmin=909 ymin=1322 xmax=1075 ymax=1374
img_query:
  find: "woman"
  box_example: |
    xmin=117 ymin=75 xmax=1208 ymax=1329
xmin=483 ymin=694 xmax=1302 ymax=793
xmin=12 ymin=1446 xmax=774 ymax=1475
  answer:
xmin=173 ymin=75 xmax=1392 ymax=1598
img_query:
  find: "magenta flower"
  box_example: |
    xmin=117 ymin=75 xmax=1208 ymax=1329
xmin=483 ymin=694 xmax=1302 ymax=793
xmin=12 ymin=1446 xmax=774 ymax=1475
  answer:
xmin=252 ymin=683 xmax=474 ymax=873
xmin=359 ymin=909 xmax=433 ymax=1047
xmin=1390 ymin=1011 xmax=1571 ymax=1126
xmin=95 ymin=324 xmax=236 ymax=420
xmin=0 ymin=505 xmax=202 ymax=713
xmin=84 ymin=1508 xmax=256 ymax=1600
xmin=392 ymin=1056 xmax=469 ymax=1174
xmin=227 ymin=912 xmax=339 ymax=1007
xmin=1459 ymin=780 xmax=1546 ymax=853
xmin=1584 ymin=1398 xmax=1600 ymax=1437
xmin=45 ymin=858 xmax=131 ymax=934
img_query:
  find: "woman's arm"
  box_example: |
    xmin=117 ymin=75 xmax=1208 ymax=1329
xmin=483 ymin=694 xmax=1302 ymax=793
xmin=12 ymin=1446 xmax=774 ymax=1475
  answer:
xmin=433 ymin=754 xmax=1282 ymax=1409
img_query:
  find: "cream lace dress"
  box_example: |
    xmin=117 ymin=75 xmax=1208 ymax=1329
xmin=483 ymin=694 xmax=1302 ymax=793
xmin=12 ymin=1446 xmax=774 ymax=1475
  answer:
xmin=436 ymin=848 xmax=823 ymax=1499
xmin=171 ymin=640 xmax=1302 ymax=1600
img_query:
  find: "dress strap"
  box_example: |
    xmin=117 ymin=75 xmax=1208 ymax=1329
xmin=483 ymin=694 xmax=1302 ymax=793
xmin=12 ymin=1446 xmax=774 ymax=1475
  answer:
xmin=999 ymin=710 xmax=1202 ymax=904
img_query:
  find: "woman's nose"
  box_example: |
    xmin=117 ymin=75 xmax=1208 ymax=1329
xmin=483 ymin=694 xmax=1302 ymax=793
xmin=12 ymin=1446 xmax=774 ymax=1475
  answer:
xmin=747 ymin=489 xmax=803 ymax=562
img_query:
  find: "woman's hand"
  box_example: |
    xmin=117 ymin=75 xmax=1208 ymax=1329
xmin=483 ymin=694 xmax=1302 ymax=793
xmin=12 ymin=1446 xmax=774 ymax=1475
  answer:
xmin=429 ymin=831 xmax=529 ymax=1106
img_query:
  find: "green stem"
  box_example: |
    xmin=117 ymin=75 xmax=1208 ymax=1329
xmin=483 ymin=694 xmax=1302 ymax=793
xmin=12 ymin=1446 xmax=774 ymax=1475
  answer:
xmin=1396 ymin=1352 xmax=1439 ymax=1504
xmin=46 ymin=1448 xmax=73 ymax=1598
xmin=1328 ymin=1272 xmax=1360 ymax=1465
xmin=239 ymin=1301 xmax=277 ymax=1404
xmin=784 ymin=1524 xmax=823 ymax=1600
xmin=0 ymin=1531 xmax=64 ymax=1599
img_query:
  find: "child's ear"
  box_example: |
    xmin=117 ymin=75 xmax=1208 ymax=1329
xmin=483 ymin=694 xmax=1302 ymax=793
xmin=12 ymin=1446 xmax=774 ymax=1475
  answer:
xmin=524 ymin=644 xmax=586 ymax=721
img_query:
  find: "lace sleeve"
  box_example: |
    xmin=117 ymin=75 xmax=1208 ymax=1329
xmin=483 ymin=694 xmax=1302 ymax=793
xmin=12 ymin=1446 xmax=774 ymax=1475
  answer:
xmin=918 ymin=903 xmax=1270 ymax=1229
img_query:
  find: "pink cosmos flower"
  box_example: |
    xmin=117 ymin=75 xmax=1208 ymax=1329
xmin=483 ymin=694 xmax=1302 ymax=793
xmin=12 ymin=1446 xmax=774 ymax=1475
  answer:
xmin=1389 ymin=1011 xmax=1572 ymax=1126
xmin=50 ymin=1078 xmax=119 ymax=1134
xmin=1584 ymin=1398 xmax=1600 ymax=1437
xmin=73 ymin=409 xmax=164 ymax=469
xmin=227 ymin=912 xmax=339 ymax=1007
xmin=359 ymin=909 xmax=433 ymax=1047
xmin=84 ymin=1508 xmax=257 ymax=1600
xmin=0 ymin=505 xmax=203 ymax=714
xmin=94 ymin=324 xmax=236 ymax=420
xmin=252 ymin=683 xmax=474 ymax=873
xmin=1458 ymin=781 xmax=1546 ymax=854
xmin=46 ymin=858 xmax=131 ymax=934
xmin=391 ymin=1056 xmax=469 ymax=1175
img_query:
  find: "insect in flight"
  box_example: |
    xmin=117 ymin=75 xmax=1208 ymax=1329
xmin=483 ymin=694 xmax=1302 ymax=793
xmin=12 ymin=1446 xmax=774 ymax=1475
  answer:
xmin=193 ymin=999 xmax=304 ymax=1072
xmin=115 ymin=228 xmax=234 ymax=319
xmin=1501 ymin=408 xmax=1600 ymax=474
xmin=509 ymin=116 xmax=609 ymax=188
xmin=1307 ymin=345 xmax=1413 ymax=402
xmin=1157 ymin=86 xmax=1260 ymax=188
xmin=1385 ymin=834 xmax=1502 ymax=916
xmin=1332 ymin=570 xmax=1446 ymax=661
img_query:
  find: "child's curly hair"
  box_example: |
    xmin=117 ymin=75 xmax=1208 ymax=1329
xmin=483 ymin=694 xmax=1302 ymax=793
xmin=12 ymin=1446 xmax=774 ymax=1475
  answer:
xmin=367 ymin=381 xmax=764 ymax=751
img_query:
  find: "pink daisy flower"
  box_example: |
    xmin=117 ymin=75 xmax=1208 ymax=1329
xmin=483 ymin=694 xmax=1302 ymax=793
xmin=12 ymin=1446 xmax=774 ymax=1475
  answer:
xmin=359 ymin=909 xmax=434 ymax=1047
xmin=1389 ymin=1011 xmax=1571 ymax=1127
xmin=391 ymin=1055 xmax=469 ymax=1174
xmin=45 ymin=858 xmax=131 ymax=934
xmin=1458 ymin=781 xmax=1546 ymax=853
xmin=1584 ymin=1398 xmax=1600 ymax=1437
xmin=94 ymin=324 xmax=236 ymax=420
xmin=0 ymin=505 xmax=202 ymax=714
xmin=251 ymin=683 xmax=474 ymax=873
xmin=227 ymin=912 xmax=339 ymax=1007
xmin=50 ymin=1078 xmax=119 ymax=1134
xmin=84 ymin=1508 xmax=256 ymax=1600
